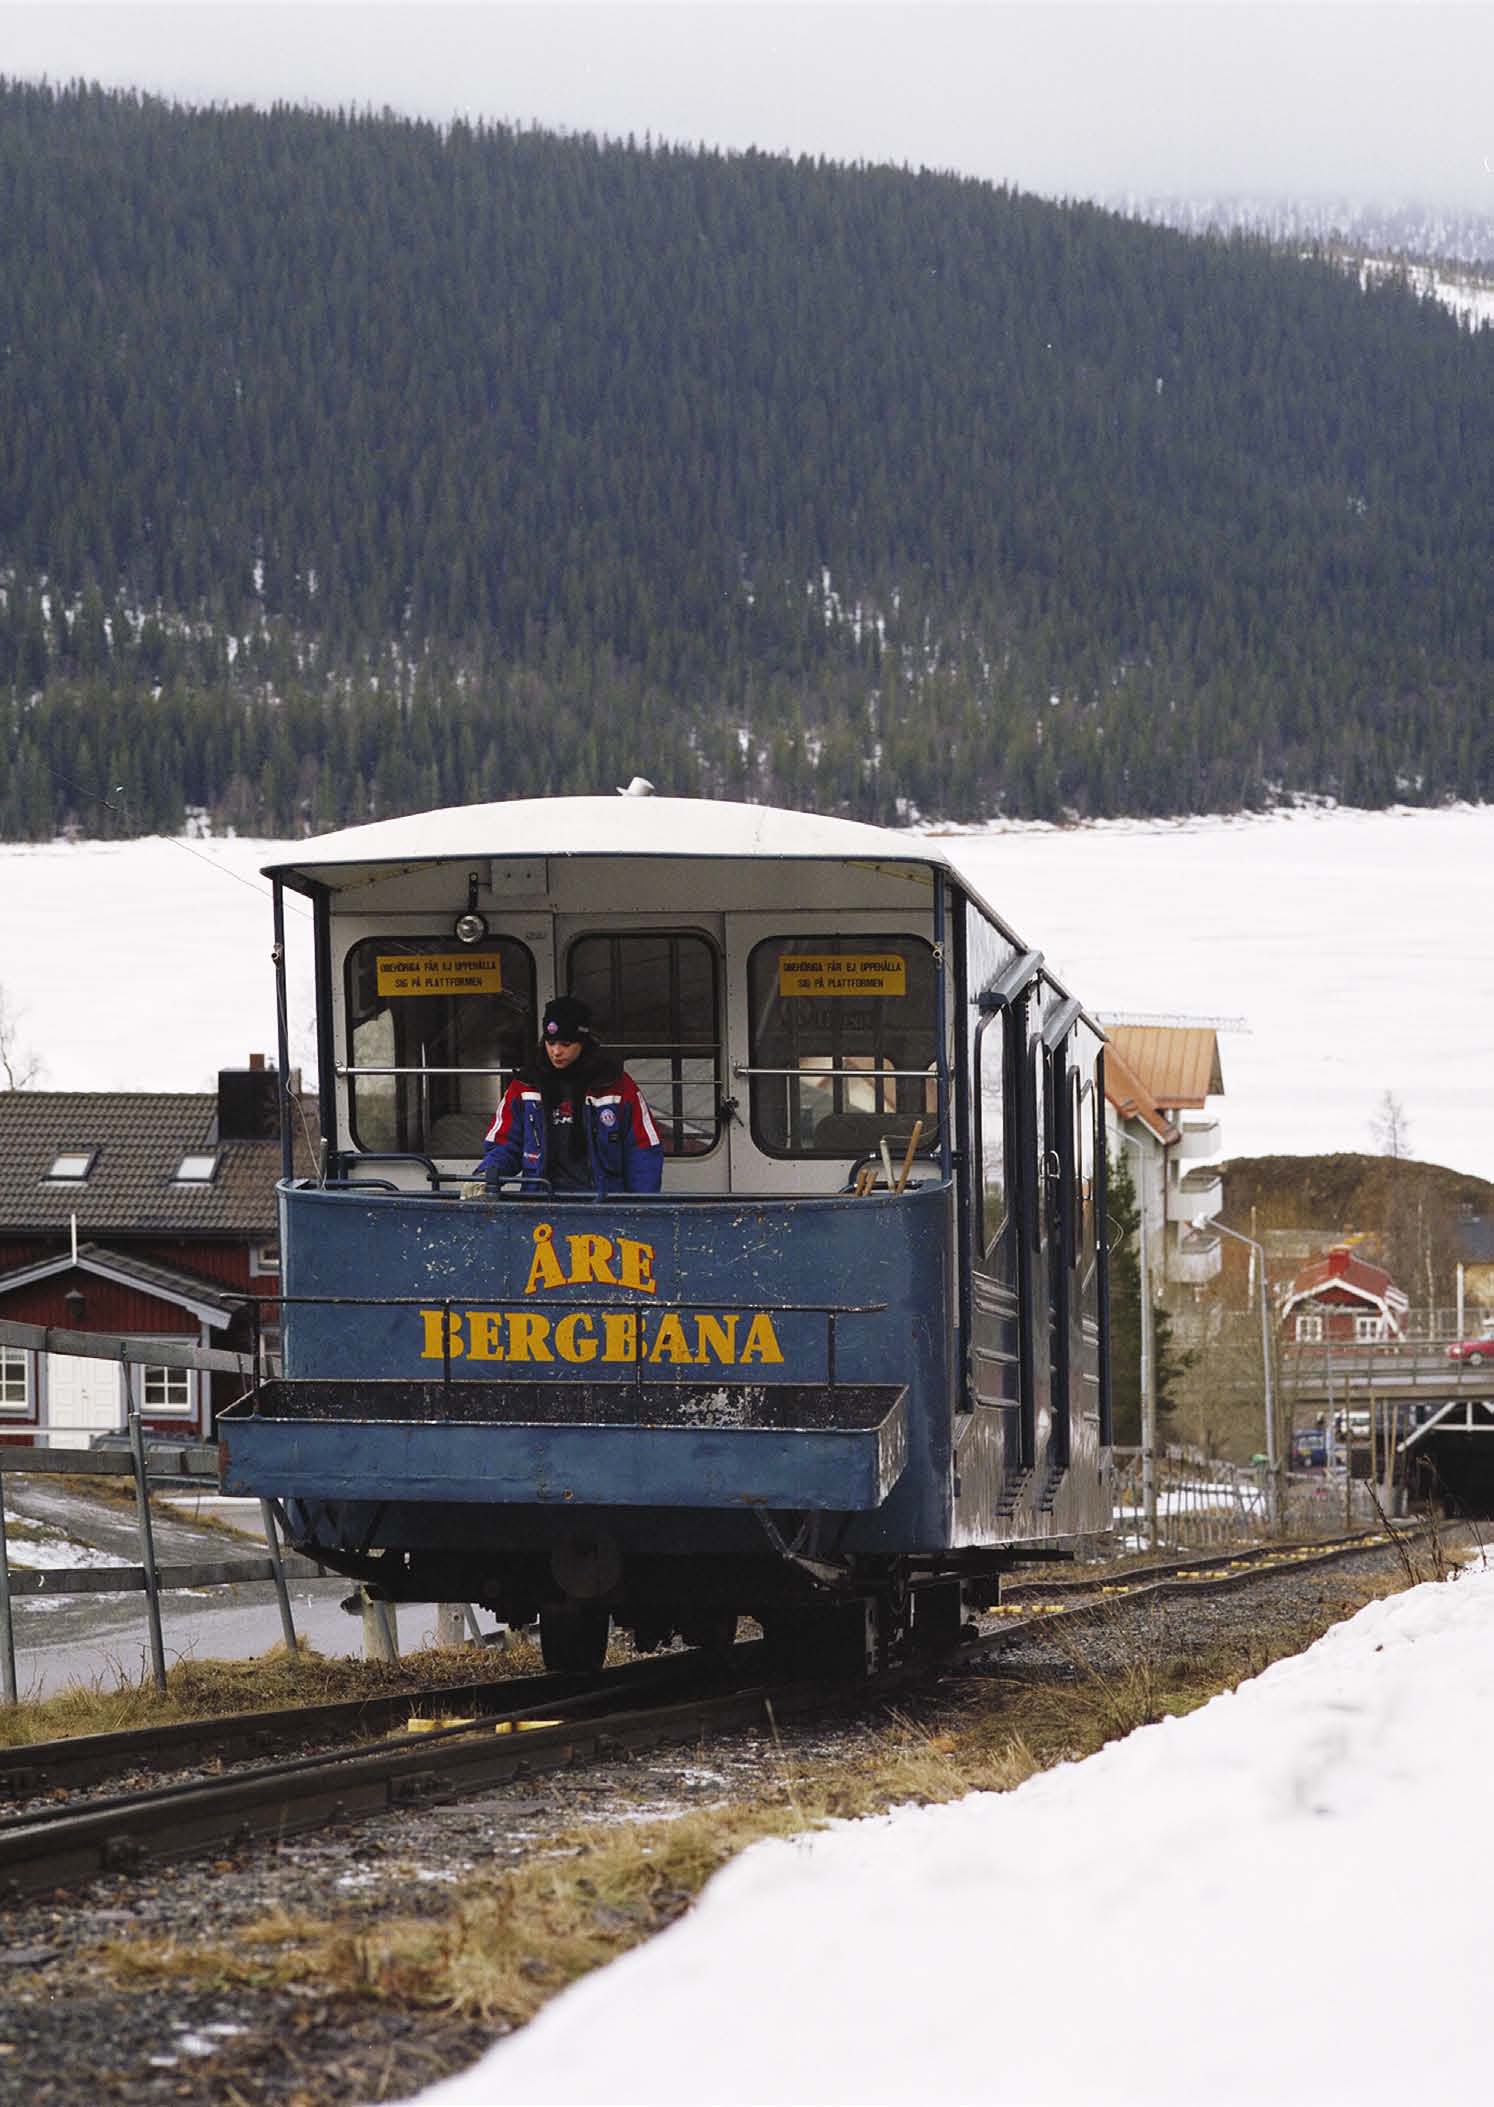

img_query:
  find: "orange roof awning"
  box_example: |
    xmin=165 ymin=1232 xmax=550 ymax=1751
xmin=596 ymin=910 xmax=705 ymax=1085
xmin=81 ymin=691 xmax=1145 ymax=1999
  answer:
xmin=1105 ymin=1026 xmax=1223 ymax=1109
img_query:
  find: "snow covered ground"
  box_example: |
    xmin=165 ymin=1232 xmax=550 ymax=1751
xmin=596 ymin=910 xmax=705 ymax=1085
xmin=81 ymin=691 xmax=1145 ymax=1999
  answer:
xmin=2 ymin=802 xmax=1491 ymax=1175
xmin=936 ymin=804 xmax=1494 ymax=1177
xmin=418 ymin=1556 xmax=1494 ymax=2107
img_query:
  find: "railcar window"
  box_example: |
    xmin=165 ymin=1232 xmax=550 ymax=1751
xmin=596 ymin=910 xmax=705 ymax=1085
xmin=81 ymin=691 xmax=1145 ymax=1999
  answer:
xmin=1078 ymin=1080 xmax=1099 ymax=1299
xmin=747 ymin=935 xmax=938 ymax=1158
xmin=567 ymin=932 xmax=721 ymax=1155
xmin=975 ymin=1012 xmax=1011 ymax=1263
xmin=345 ymin=937 xmax=536 ymax=1158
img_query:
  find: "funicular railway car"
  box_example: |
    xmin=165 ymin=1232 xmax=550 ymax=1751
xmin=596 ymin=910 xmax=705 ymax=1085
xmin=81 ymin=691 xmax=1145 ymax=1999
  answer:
xmin=220 ymin=796 xmax=1112 ymax=1671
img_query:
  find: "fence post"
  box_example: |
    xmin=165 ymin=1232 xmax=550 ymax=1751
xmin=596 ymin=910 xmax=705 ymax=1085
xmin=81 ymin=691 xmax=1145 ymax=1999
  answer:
xmin=360 ymin=1589 xmax=399 ymax=1663
xmin=128 ymin=1394 xmax=169 ymax=1696
xmin=0 ymin=1485 xmax=16 ymax=1706
xmin=259 ymin=1499 xmax=299 ymax=1653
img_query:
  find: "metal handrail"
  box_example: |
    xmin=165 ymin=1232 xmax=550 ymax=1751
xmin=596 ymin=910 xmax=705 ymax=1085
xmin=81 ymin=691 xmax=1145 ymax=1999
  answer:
xmin=733 ymin=1064 xmax=937 ymax=1081
xmin=336 ymin=1063 xmax=516 ymax=1077
xmin=252 ymin=1291 xmax=888 ymax=1399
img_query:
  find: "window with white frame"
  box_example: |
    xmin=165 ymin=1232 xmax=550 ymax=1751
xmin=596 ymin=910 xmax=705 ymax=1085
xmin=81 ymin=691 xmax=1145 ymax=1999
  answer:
xmin=142 ymin=1364 xmax=193 ymax=1416
xmin=1353 ymin=1314 xmax=1384 ymax=1344
xmin=45 ymin=1149 xmax=96 ymax=1181
xmin=1295 ymin=1313 xmax=1324 ymax=1343
xmin=0 ymin=1346 xmax=29 ymax=1414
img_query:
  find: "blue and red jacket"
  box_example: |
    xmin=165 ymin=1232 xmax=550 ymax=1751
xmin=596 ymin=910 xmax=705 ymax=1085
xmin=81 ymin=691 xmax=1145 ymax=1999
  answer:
xmin=478 ymin=1055 xmax=663 ymax=1196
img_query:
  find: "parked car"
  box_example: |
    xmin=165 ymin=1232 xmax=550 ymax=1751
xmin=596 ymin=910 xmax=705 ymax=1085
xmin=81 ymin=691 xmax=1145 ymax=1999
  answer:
xmin=1446 ymin=1334 xmax=1494 ymax=1365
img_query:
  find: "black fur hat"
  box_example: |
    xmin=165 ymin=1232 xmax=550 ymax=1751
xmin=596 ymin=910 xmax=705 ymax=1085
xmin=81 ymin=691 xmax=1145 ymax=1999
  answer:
xmin=542 ymin=994 xmax=593 ymax=1044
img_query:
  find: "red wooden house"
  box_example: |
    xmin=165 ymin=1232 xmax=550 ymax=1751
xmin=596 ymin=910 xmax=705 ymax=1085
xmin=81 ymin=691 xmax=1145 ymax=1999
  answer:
xmin=1279 ymin=1245 xmax=1409 ymax=1345
xmin=0 ymin=1062 xmax=310 ymax=1445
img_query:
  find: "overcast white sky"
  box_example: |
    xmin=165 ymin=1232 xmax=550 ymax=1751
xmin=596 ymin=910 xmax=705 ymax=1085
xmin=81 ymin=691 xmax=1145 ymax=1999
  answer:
xmin=2 ymin=3 xmax=1491 ymax=215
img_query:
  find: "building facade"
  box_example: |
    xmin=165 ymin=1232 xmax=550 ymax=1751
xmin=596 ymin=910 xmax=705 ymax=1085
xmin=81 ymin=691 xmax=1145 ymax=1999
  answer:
xmin=1102 ymin=1023 xmax=1226 ymax=1299
xmin=0 ymin=1063 xmax=305 ymax=1444
xmin=1279 ymin=1245 xmax=1409 ymax=1344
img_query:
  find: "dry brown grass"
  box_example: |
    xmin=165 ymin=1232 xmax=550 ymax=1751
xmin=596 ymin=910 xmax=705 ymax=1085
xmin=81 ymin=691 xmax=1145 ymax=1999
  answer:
xmin=0 ymin=1637 xmax=545 ymax=1749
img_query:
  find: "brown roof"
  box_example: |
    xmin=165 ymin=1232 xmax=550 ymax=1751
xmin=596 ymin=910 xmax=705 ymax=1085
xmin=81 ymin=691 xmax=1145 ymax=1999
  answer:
xmin=1103 ymin=1046 xmax=1180 ymax=1146
xmin=0 ymin=1091 xmax=313 ymax=1237
xmin=1105 ymin=1026 xmax=1223 ymax=1110
xmin=0 ymin=1240 xmax=244 ymax=1318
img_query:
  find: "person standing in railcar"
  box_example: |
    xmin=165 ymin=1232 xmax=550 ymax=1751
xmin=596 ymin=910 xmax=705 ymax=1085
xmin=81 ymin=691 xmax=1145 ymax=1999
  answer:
xmin=477 ymin=995 xmax=663 ymax=1196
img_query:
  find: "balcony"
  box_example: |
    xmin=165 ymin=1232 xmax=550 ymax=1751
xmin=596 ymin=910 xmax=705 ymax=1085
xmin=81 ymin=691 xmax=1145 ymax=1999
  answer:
xmin=1176 ymin=1118 xmax=1222 ymax=1163
xmin=1167 ymin=1164 xmax=1223 ymax=1226
xmin=1168 ymin=1227 xmax=1223 ymax=1287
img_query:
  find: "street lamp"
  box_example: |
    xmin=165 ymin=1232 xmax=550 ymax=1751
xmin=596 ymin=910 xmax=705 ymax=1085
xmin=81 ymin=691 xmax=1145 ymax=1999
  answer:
xmin=1117 ymin=1131 xmax=1158 ymax=1549
xmin=1203 ymin=1217 xmax=1280 ymax=1534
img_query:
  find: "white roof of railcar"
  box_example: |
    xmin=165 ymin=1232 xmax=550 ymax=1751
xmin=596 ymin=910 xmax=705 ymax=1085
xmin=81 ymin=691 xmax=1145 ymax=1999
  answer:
xmin=262 ymin=795 xmax=957 ymax=884
xmin=262 ymin=795 xmax=1098 ymax=1027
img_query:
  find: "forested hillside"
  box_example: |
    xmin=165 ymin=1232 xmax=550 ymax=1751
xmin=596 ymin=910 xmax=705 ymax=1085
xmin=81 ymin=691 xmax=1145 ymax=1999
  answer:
xmin=1 ymin=80 xmax=1490 ymax=838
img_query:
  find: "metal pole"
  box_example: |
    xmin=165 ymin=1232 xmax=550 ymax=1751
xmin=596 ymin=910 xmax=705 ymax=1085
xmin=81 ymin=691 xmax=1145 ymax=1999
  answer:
xmin=1206 ymin=1217 xmax=1280 ymax=1534
xmin=259 ymin=1499 xmax=299 ymax=1653
xmin=1121 ymin=1133 xmax=1158 ymax=1549
xmin=0 ymin=1486 xmax=17 ymax=1706
xmin=128 ymin=1387 xmax=169 ymax=1695
xmin=360 ymin=1589 xmax=399 ymax=1663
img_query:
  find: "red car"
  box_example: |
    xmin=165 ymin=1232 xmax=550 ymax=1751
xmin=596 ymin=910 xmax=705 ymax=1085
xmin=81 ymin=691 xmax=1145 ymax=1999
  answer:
xmin=1446 ymin=1336 xmax=1494 ymax=1365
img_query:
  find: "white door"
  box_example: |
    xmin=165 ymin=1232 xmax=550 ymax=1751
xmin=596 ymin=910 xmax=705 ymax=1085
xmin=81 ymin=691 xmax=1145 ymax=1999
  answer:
xmin=45 ymin=1354 xmax=123 ymax=1448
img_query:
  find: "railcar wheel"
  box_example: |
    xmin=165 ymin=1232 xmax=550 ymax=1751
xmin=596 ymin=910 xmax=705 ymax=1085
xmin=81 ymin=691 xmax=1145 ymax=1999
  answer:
xmin=539 ymin=1601 xmax=611 ymax=1675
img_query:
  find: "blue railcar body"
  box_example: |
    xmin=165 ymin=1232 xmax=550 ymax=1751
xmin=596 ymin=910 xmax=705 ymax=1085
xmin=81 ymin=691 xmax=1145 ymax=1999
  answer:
xmin=218 ymin=795 xmax=1112 ymax=1668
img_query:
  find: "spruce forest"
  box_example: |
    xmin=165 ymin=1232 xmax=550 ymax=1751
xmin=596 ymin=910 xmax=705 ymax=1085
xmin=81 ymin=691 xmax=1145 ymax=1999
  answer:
xmin=1 ymin=80 xmax=1490 ymax=840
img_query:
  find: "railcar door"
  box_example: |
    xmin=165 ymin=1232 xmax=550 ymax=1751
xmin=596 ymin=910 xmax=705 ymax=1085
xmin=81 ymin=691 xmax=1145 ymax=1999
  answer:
xmin=1038 ymin=1005 xmax=1098 ymax=1479
xmin=1022 ymin=1010 xmax=1057 ymax=1474
xmin=962 ymin=906 xmax=1037 ymax=1471
xmin=1068 ymin=1052 xmax=1106 ymax=1454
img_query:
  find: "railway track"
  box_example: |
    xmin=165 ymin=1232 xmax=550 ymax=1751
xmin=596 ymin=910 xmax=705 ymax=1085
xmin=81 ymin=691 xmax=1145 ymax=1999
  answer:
xmin=0 ymin=1644 xmax=708 ymax=1798
xmin=0 ymin=1525 xmax=1432 ymax=1902
xmin=998 ymin=1524 xmax=1432 ymax=1607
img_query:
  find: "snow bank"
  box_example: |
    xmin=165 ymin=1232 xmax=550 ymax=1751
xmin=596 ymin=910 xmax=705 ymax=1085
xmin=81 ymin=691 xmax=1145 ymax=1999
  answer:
xmin=418 ymin=1565 xmax=1494 ymax=2106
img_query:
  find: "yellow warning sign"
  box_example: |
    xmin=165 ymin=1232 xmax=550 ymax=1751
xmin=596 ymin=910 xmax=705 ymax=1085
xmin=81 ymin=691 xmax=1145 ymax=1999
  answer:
xmin=376 ymin=955 xmax=504 ymax=998
xmin=778 ymin=954 xmax=907 ymax=998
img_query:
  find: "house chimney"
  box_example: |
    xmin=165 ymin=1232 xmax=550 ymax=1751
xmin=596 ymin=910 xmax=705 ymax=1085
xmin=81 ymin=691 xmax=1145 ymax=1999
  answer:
xmin=248 ymin=1052 xmax=266 ymax=1071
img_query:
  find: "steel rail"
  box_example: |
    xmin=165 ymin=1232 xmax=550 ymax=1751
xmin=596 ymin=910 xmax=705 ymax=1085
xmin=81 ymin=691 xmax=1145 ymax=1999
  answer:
xmin=0 ymin=1647 xmax=704 ymax=1799
xmin=999 ymin=1526 xmax=1420 ymax=1603
xmin=972 ymin=1527 xmax=1440 ymax=1642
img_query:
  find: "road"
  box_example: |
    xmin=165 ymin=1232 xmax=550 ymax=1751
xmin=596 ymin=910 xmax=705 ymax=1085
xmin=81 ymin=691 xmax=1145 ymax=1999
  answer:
xmin=2 ymin=1477 xmax=452 ymax=1701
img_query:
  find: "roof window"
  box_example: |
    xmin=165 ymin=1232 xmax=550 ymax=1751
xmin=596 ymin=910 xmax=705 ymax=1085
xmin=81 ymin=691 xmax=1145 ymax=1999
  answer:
xmin=46 ymin=1150 xmax=96 ymax=1181
xmin=173 ymin=1152 xmax=220 ymax=1184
